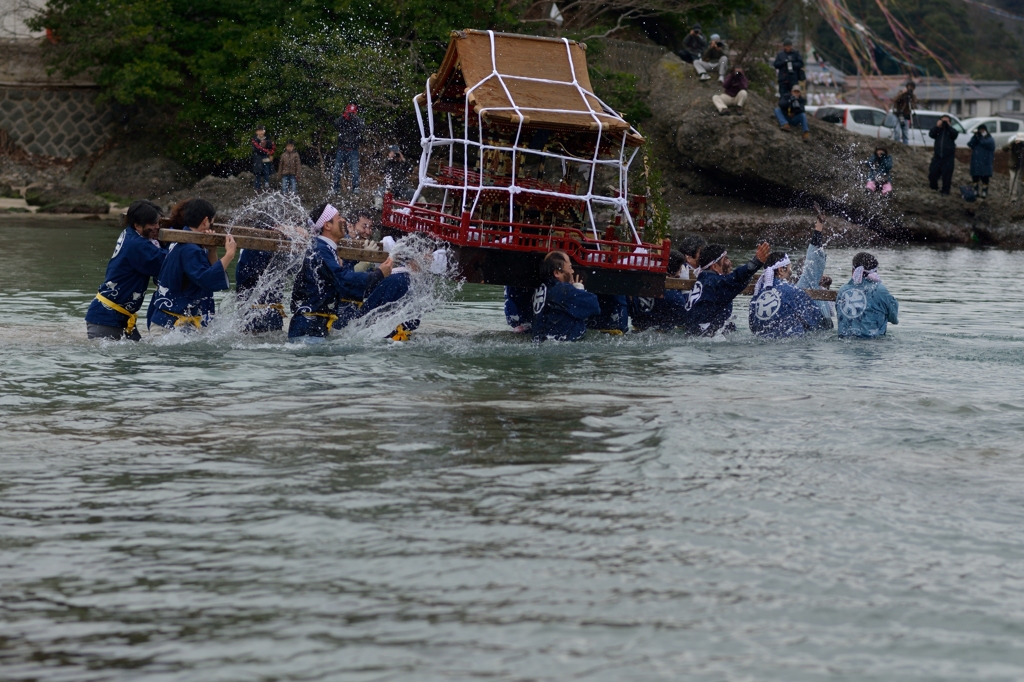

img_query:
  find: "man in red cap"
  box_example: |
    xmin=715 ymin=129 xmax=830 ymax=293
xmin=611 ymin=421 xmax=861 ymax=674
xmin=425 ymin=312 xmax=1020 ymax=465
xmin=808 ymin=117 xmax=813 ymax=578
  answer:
xmin=333 ymin=103 xmax=364 ymax=194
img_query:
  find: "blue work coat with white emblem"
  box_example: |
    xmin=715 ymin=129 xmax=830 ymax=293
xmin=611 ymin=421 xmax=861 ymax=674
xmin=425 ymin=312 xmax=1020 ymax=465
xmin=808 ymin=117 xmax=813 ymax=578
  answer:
xmin=360 ymin=269 xmax=419 ymax=333
xmin=532 ymin=279 xmax=602 ymax=341
xmin=587 ymin=294 xmax=629 ymax=333
xmin=836 ymin=278 xmax=899 ymax=338
xmin=683 ymin=259 xmax=761 ymax=336
xmin=628 ymin=289 xmax=690 ymax=331
xmin=795 ymin=242 xmax=835 ymax=324
xmin=749 ymin=281 xmax=829 ymax=338
xmin=236 ymin=248 xmax=290 ymax=333
xmin=288 ymin=236 xmax=371 ymax=338
xmin=147 ymin=227 xmax=230 ymax=329
xmin=85 ymin=227 xmax=167 ymax=328
xmin=504 ymin=286 xmax=535 ymax=329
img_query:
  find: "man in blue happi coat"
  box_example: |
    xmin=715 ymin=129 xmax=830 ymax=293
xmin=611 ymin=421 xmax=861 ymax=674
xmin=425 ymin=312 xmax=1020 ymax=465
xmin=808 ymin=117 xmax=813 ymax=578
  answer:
xmin=683 ymin=241 xmax=770 ymax=336
xmin=504 ymin=285 xmax=535 ymax=332
xmin=629 ymin=250 xmax=691 ymax=332
xmin=236 ymin=243 xmax=289 ymax=333
xmin=288 ymin=203 xmax=392 ymax=342
xmin=148 ymin=198 xmax=237 ymax=331
xmin=793 ymin=217 xmax=836 ymax=325
xmin=85 ymin=200 xmax=167 ymax=341
xmin=532 ymin=250 xmax=601 ymax=342
xmin=359 ymin=250 xmax=423 ymax=341
xmin=587 ymin=294 xmax=629 ymax=334
xmin=836 ymin=252 xmax=899 ymax=338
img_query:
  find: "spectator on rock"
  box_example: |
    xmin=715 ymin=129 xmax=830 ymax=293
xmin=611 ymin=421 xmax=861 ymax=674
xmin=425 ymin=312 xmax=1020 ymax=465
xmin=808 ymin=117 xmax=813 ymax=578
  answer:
xmin=928 ymin=114 xmax=959 ymax=196
xmin=694 ymin=34 xmax=728 ymax=83
xmin=250 ymin=125 xmax=276 ymax=191
xmin=968 ymin=123 xmax=996 ymax=199
xmin=864 ymin=146 xmax=893 ymax=195
xmin=278 ymin=140 xmax=301 ymax=195
xmin=1003 ymin=132 xmax=1024 ymax=201
xmin=890 ymin=81 xmax=917 ymax=145
xmin=333 ymin=103 xmax=364 ymax=194
xmin=679 ymin=24 xmax=706 ymax=64
xmin=774 ymin=85 xmax=810 ymax=141
xmin=713 ymin=67 xmax=748 ymax=116
xmin=773 ymin=39 xmax=804 ymax=95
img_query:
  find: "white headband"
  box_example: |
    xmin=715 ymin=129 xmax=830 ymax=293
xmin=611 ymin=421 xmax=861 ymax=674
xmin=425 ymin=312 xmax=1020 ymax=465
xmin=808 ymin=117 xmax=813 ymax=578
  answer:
xmin=311 ymin=204 xmax=339 ymax=234
xmin=753 ymin=254 xmax=790 ymax=297
xmin=852 ymin=265 xmax=881 ymax=285
xmin=695 ymin=250 xmax=727 ymax=277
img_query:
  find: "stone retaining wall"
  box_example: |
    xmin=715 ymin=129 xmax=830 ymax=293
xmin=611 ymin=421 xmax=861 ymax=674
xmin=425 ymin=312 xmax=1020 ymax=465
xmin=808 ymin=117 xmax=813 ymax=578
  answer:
xmin=0 ymin=86 xmax=116 ymax=158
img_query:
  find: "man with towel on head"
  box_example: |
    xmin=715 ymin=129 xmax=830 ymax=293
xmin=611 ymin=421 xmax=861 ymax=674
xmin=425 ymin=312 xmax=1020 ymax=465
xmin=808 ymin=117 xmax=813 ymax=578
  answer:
xmin=288 ymin=203 xmax=392 ymax=342
xmin=683 ymin=241 xmax=770 ymax=336
xmin=836 ymin=252 xmax=898 ymax=338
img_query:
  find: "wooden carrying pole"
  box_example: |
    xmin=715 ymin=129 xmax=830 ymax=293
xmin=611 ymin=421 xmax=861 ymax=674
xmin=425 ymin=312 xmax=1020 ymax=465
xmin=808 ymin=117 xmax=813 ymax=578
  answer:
xmin=665 ymin=277 xmax=838 ymax=301
xmin=157 ymin=229 xmax=389 ymax=264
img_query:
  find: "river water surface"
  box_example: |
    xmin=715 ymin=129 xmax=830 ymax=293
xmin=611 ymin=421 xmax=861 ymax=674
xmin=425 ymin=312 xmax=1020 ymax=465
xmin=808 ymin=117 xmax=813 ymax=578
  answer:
xmin=3 ymin=220 xmax=1024 ymax=681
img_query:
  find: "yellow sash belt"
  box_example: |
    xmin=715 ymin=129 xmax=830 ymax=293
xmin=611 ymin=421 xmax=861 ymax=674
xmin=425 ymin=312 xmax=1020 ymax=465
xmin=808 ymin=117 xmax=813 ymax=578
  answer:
xmin=340 ymin=299 xmax=364 ymax=308
xmin=162 ymin=310 xmax=203 ymax=330
xmin=252 ymin=303 xmax=286 ymax=317
xmin=94 ymin=294 xmax=138 ymax=334
xmin=302 ymin=312 xmax=339 ymax=331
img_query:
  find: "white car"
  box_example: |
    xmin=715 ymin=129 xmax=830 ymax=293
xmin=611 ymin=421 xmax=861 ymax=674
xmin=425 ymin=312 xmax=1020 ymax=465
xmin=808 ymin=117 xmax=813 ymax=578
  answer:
xmin=814 ymin=105 xmax=891 ymax=139
xmin=881 ymin=110 xmax=966 ymax=146
xmin=956 ymin=116 xmax=1023 ymax=148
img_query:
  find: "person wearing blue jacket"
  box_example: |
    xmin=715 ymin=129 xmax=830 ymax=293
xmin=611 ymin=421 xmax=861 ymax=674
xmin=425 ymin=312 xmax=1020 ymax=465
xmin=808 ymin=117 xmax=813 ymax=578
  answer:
xmin=532 ymin=250 xmax=602 ymax=342
xmin=683 ymin=241 xmax=770 ymax=336
xmin=748 ymin=249 xmax=830 ymax=339
xmin=504 ymin=286 xmax=535 ymax=332
xmin=587 ymin=295 xmax=629 ymax=334
xmin=360 ymin=252 xmax=420 ymax=341
xmin=629 ymin=250 xmax=691 ymax=331
xmin=288 ymin=203 xmax=392 ymax=342
xmin=85 ymin=200 xmax=167 ymax=340
xmin=794 ymin=217 xmax=835 ymax=325
xmin=968 ymin=124 xmax=996 ymax=199
xmin=148 ymin=198 xmax=236 ymax=331
xmin=836 ymin=252 xmax=899 ymax=338
xmin=236 ymin=244 xmax=289 ymax=334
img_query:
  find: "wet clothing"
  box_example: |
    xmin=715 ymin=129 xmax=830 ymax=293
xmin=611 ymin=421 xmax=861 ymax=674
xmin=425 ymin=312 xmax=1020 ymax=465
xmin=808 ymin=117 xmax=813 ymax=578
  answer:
xmin=773 ymin=49 xmax=804 ymax=93
xmin=795 ymin=237 xmax=835 ymax=324
xmin=504 ymin=286 xmax=535 ymax=329
xmin=87 ymin=322 xmax=141 ymax=342
xmin=360 ymin=269 xmax=419 ymax=335
xmin=148 ymin=228 xmax=230 ymax=330
xmin=836 ymin=278 xmax=899 ymax=338
xmin=968 ymin=133 xmax=996 ymax=178
xmin=628 ymin=290 xmax=690 ymax=332
xmin=85 ymin=226 xmax=167 ymax=338
xmin=532 ymin=280 xmax=601 ymax=341
xmin=236 ymin=248 xmax=288 ymax=333
xmin=288 ymin=236 xmax=373 ymax=339
xmin=683 ymin=258 xmax=763 ymax=336
xmin=749 ymin=281 xmax=829 ymax=339
xmin=586 ymin=294 xmax=629 ymax=333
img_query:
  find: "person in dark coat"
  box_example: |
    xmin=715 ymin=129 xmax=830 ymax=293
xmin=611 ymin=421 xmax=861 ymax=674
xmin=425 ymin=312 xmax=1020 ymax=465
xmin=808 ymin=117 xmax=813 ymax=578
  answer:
xmin=250 ymin=125 xmax=276 ymax=190
xmin=890 ymin=82 xmax=917 ymax=144
xmin=683 ymin=242 xmax=770 ymax=336
xmin=967 ymin=123 xmax=996 ymax=199
xmin=679 ymin=25 xmax=706 ymax=63
xmin=713 ymin=67 xmax=748 ymax=115
xmin=1003 ymin=133 xmax=1024 ymax=201
xmin=775 ymin=85 xmax=810 ymax=140
xmin=928 ymin=115 xmax=959 ymax=195
xmin=773 ymin=40 xmax=804 ymax=95
xmin=864 ymin=146 xmax=894 ymax=195
xmin=532 ymin=251 xmax=601 ymax=342
xmin=332 ymin=103 xmax=364 ymax=194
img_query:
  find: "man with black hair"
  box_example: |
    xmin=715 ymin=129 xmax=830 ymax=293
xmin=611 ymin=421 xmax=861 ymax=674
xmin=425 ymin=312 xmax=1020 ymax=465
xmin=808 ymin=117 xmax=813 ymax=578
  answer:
xmin=748 ymin=227 xmax=831 ymax=339
xmin=677 ymin=234 xmax=706 ymax=278
xmin=683 ymin=241 xmax=771 ymax=336
xmin=773 ymin=40 xmax=804 ymax=95
xmin=344 ymin=208 xmax=379 ymax=273
xmin=679 ymin=25 xmax=706 ymax=63
xmin=891 ymin=82 xmax=917 ymax=145
xmin=85 ymin=199 xmax=167 ymax=340
xmin=629 ymin=249 xmax=692 ymax=332
xmin=532 ymin=251 xmax=601 ymax=341
xmin=775 ymin=85 xmax=810 ymax=141
xmin=928 ymin=115 xmax=959 ymax=195
xmin=149 ymin=198 xmax=237 ymax=330
xmin=836 ymin=252 xmax=899 ymax=338
xmin=251 ymin=125 xmax=275 ymax=191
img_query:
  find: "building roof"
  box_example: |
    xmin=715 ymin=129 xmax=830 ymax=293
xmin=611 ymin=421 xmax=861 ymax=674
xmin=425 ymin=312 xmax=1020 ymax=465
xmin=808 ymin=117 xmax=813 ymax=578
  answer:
xmin=915 ymin=80 xmax=1022 ymax=102
xmin=428 ymin=29 xmax=643 ymax=146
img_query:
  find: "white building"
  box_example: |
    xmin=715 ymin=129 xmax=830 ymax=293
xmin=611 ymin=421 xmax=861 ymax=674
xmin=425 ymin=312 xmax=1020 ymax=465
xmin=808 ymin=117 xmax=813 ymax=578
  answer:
xmin=912 ymin=80 xmax=1023 ymax=118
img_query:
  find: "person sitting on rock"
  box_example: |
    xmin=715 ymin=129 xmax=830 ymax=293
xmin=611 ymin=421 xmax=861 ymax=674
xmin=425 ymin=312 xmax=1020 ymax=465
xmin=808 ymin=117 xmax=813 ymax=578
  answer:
xmin=713 ymin=67 xmax=748 ymax=116
xmin=677 ymin=234 xmax=706 ymax=277
xmin=532 ymin=250 xmax=601 ymax=342
xmin=864 ymin=146 xmax=893 ymax=195
xmin=85 ymin=199 xmax=167 ymax=341
xmin=683 ymin=241 xmax=770 ymax=336
xmin=288 ymin=203 xmax=392 ymax=342
xmin=775 ymin=85 xmax=810 ymax=141
xmin=694 ymin=34 xmax=728 ymax=83
xmin=836 ymin=252 xmax=899 ymax=338
xmin=629 ymin=250 xmax=692 ymax=332
xmin=1004 ymin=132 xmax=1024 ymax=201
xmin=773 ymin=39 xmax=804 ymax=95
xmin=748 ymin=247 xmax=830 ymax=339
xmin=148 ymin=198 xmax=236 ymax=331
xmin=678 ymin=24 xmax=706 ymax=64
xmin=968 ymin=123 xmax=996 ymax=200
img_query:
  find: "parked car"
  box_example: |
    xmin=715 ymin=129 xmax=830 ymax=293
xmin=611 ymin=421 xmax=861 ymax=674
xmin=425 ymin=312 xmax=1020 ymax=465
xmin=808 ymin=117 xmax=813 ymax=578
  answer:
xmin=882 ymin=110 xmax=966 ymax=146
xmin=814 ymin=105 xmax=890 ymax=139
xmin=956 ymin=116 xmax=1023 ymax=148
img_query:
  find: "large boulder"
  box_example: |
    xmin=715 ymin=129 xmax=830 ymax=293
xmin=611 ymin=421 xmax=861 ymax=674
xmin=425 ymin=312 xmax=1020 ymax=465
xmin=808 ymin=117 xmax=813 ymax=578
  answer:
xmin=644 ymin=53 xmax=1024 ymax=246
xmin=83 ymin=142 xmax=194 ymax=200
xmin=25 ymin=184 xmax=109 ymax=214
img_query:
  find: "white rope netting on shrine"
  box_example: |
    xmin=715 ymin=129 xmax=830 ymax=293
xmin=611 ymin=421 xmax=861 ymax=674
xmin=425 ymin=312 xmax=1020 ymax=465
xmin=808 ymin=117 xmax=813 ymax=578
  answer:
xmin=411 ymin=30 xmax=644 ymax=245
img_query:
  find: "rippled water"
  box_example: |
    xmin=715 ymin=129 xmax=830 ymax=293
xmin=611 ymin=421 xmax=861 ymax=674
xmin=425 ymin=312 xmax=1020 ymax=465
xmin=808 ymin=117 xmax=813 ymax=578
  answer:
xmin=4 ymin=220 xmax=1024 ymax=681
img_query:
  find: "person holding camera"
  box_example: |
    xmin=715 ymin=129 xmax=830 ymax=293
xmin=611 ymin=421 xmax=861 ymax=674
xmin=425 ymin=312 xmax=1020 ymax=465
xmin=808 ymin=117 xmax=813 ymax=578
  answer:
xmin=678 ymin=25 xmax=706 ymax=64
xmin=713 ymin=67 xmax=748 ymax=115
xmin=927 ymin=115 xmax=959 ymax=195
xmin=968 ymin=123 xmax=996 ymax=199
xmin=890 ymin=82 xmax=917 ymax=145
xmin=774 ymin=85 xmax=810 ymax=140
xmin=773 ymin=40 xmax=804 ymax=95
xmin=694 ymin=34 xmax=728 ymax=83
